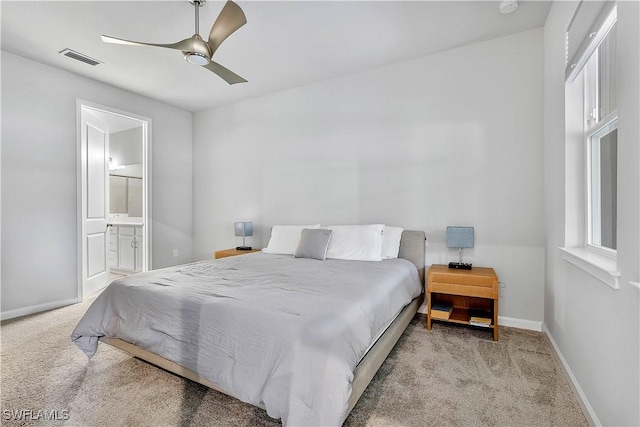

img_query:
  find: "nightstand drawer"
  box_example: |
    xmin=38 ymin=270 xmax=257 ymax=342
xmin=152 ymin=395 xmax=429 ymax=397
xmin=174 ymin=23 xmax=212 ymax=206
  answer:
xmin=430 ymin=281 xmax=498 ymax=299
xmin=428 ymin=268 xmax=496 ymax=287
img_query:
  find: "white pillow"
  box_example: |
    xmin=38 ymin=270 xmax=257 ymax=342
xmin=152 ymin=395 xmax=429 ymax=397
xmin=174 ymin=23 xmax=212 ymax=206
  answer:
xmin=326 ymin=224 xmax=385 ymax=261
xmin=382 ymin=226 xmax=404 ymax=259
xmin=263 ymin=224 xmax=321 ymax=255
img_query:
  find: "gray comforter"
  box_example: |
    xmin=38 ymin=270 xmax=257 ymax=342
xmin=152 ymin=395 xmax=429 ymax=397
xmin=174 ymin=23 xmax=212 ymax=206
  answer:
xmin=72 ymin=252 xmax=421 ymax=426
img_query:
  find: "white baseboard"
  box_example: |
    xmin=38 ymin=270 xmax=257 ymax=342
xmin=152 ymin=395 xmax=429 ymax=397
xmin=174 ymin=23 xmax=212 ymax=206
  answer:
xmin=498 ymin=315 xmax=542 ymax=331
xmin=543 ymin=324 xmax=600 ymax=427
xmin=1 ymin=298 xmax=78 ymax=321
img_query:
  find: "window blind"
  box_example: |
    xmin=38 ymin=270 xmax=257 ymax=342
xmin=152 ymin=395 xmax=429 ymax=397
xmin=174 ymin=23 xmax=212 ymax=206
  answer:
xmin=565 ymin=0 xmax=616 ymax=81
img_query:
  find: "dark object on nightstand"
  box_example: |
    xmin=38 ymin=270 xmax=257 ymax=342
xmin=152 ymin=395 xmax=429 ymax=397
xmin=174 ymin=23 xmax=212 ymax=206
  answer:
xmin=236 ymin=246 xmax=253 ymax=250
xmin=448 ymin=262 xmax=472 ymax=270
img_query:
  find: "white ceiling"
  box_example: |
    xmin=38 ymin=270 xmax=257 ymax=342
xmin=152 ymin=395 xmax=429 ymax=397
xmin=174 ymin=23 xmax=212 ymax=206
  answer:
xmin=1 ymin=1 xmax=551 ymax=113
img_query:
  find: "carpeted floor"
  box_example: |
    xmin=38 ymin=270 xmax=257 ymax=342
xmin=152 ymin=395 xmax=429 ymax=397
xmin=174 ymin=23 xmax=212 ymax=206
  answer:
xmin=0 ymin=293 xmax=588 ymax=426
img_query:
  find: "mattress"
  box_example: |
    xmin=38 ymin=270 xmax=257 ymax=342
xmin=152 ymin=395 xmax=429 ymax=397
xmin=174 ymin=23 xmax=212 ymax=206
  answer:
xmin=72 ymin=252 xmax=422 ymax=426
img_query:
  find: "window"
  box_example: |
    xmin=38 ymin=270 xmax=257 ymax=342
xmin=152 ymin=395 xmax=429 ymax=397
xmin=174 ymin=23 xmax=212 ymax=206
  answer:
xmin=583 ymin=15 xmax=617 ymax=253
xmin=588 ymin=119 xmax=617 ymax=250
xmin=561 ymin=2 xmax=620 ymax=289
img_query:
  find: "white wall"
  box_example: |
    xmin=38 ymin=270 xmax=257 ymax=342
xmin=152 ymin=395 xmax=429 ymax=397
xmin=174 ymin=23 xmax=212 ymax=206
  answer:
xmin=543 ymin=2 xmax=639 ymax=426
xmin=1 ymin=51 xmax=193 ymax=318
xmin=193 ymin=29 xmax=545 ymax=326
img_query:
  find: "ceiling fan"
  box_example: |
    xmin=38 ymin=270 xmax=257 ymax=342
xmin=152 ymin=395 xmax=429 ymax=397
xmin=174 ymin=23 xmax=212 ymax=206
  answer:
xmin=102 ymin=0 xmax=247 ymax=84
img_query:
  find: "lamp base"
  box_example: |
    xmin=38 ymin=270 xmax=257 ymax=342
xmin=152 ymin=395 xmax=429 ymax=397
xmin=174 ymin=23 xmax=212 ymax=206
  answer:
xmin=236 ymin=246 xmax=253 ymax=251
xmin=448 ymin=262 xmax=472 ymax=270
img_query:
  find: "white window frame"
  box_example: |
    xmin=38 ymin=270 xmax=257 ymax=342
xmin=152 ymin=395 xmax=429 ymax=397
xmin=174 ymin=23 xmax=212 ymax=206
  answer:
xmin=585 ymin=113 xmax=617 ymax=258
xmin=561 ymin=3 xmax=620 ymax=289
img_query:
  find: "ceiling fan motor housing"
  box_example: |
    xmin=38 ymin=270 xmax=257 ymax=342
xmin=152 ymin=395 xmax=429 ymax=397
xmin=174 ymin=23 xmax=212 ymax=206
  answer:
xmin=183 ymin=34 xmax=212 ymax=64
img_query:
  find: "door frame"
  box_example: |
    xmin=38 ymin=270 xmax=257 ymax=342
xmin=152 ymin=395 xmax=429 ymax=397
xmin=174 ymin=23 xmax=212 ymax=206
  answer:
xmin=76 ymin=99 xmax=152 ymax=302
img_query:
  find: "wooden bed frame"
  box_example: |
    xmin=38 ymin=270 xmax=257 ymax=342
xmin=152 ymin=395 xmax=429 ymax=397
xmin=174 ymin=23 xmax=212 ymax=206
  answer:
xmin=100 ymin=230 xmax=426 ymax=421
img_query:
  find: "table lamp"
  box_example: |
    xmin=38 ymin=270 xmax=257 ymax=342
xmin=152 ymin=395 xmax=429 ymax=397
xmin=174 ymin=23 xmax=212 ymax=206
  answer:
xmin=446 ymin=226 xmax=474 ymax=270
xmin=234 ymin=222 xmax=253 ymax=250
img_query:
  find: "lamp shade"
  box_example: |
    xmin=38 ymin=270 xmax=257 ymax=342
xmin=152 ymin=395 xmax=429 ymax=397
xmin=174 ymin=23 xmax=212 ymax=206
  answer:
xmin=234 ymin=222 xmax=253 ymax=237
xmin=446 ymin=226 xmax=474 ymax=248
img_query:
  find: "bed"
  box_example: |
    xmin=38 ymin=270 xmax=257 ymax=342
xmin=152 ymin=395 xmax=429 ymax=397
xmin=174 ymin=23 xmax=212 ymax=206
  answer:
xmin=72 ymin=229 xmax=425 ymax=426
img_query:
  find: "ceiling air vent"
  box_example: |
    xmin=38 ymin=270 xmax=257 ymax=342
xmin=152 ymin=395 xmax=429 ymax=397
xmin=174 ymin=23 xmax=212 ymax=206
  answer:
xmin=58 ymin=48 xmax=103 ymax=66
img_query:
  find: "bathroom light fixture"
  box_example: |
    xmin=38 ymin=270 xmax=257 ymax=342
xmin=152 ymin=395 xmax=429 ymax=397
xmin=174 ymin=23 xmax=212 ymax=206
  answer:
xmin=108 ymin=157 xmax=125 ymax=171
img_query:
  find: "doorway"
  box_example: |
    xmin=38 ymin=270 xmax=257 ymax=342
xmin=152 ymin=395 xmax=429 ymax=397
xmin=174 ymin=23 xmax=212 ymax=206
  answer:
xmin=76 ymin=100 xmax=151 ymax=301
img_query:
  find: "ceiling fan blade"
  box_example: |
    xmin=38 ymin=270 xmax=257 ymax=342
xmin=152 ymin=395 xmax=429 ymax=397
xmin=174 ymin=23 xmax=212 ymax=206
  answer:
xmin=207 ymin=1 xmax=247 ymax=55
xmin=101 ymin=35 xmax=193 ymax=52
xmin=203 ymin=60 xmax=247 ymax=85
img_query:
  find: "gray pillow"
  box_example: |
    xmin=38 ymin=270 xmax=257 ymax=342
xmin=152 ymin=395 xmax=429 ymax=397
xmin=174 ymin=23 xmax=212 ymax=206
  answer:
xmin=294 ymin=229 xmax=333 ymax=260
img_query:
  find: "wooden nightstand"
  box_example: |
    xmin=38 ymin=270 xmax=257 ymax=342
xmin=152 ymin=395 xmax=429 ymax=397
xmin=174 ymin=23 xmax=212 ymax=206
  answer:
xmin=427 ymin=264 xmax=499 ymax=341
xmin=214 ymin=248 xmax=261 ymax=259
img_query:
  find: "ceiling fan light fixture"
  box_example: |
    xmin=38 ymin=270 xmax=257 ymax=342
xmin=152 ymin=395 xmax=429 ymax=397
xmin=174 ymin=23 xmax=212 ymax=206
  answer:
xmin=184 ymin=52 xmax=210 ymax=65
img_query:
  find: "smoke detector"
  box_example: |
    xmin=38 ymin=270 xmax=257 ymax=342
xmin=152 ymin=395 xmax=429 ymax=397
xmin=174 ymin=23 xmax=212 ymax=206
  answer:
xmin=499 ymin=0 xmax=519 ymax=15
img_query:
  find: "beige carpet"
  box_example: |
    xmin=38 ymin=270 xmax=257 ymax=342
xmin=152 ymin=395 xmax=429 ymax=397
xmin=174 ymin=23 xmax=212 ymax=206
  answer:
xmin=1 ymin=294 xmax=587 ymax=426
